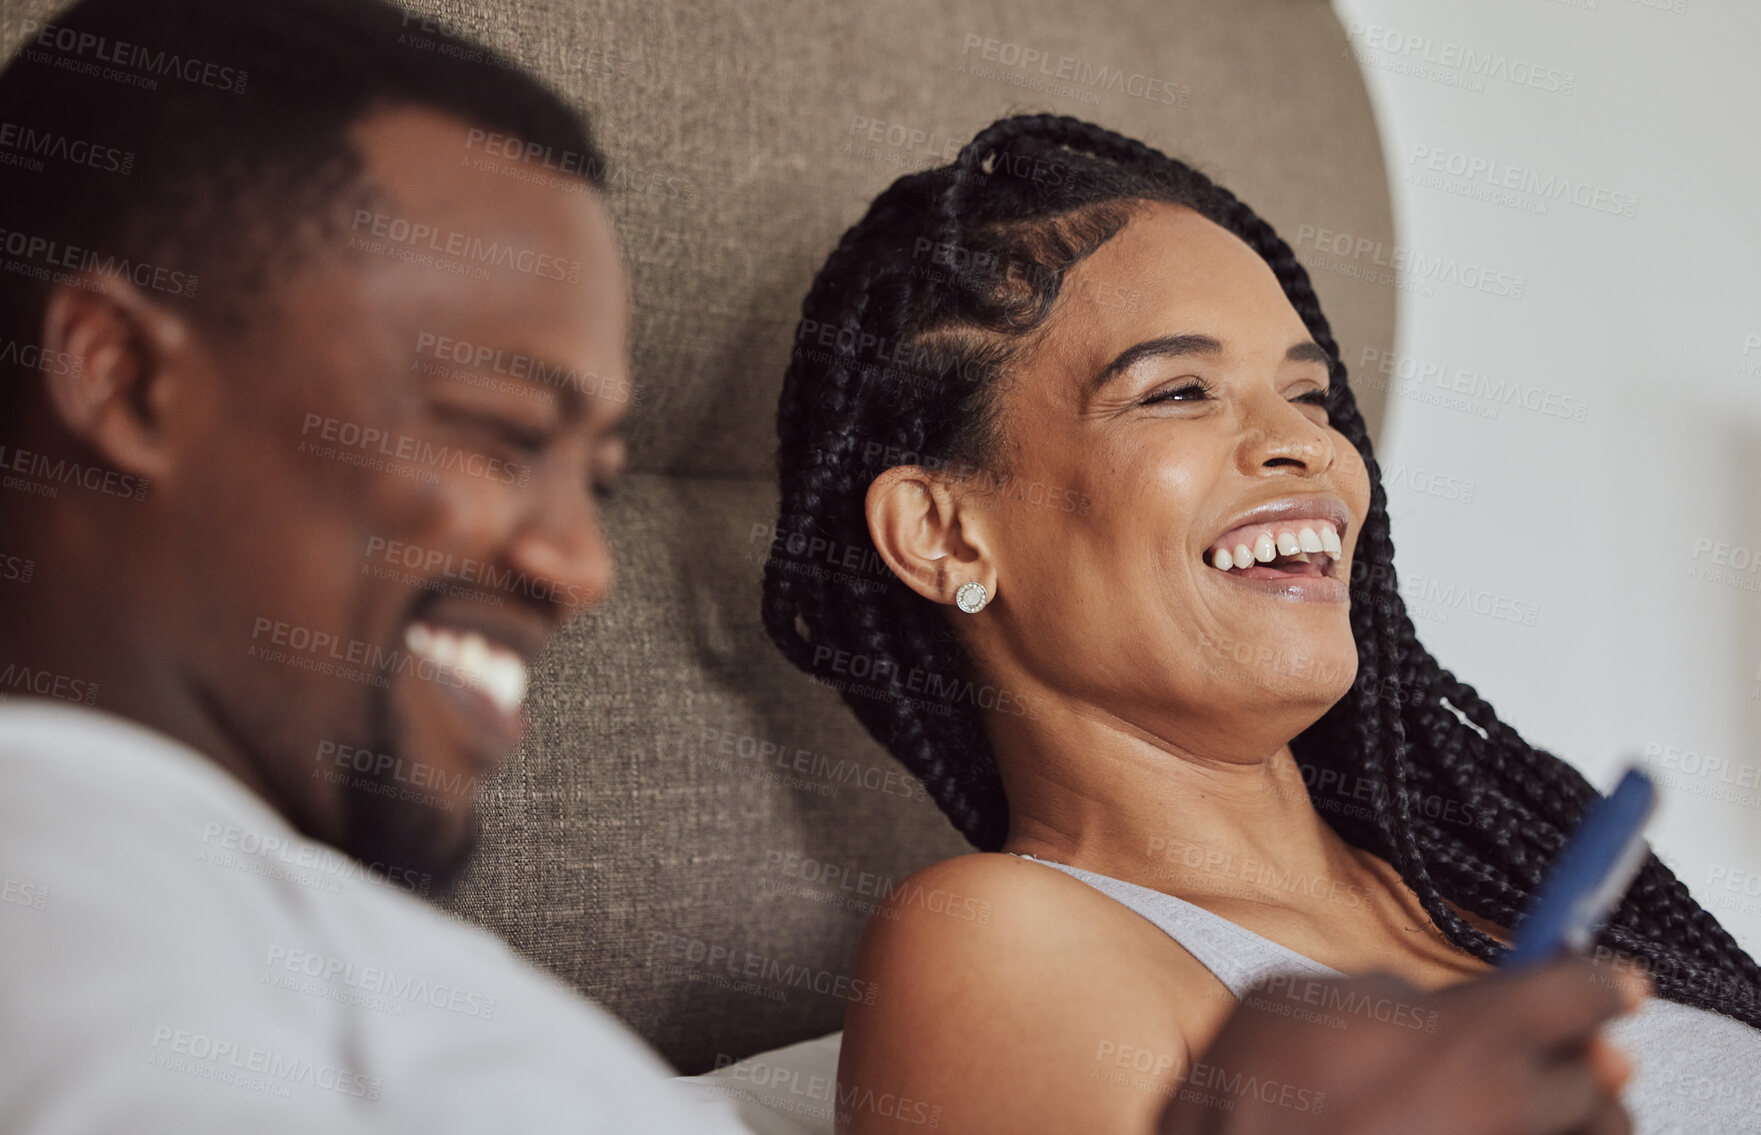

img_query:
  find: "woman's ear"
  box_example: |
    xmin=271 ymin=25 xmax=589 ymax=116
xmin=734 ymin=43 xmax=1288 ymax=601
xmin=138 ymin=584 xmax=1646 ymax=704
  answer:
xmin=37 ymin=273 xmax=192 ymax=483
xmin=865 ymin=465 xmax=997 ymax=607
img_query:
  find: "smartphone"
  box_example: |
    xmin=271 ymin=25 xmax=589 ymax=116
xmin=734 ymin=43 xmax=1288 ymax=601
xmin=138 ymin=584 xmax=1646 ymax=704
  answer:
xmin=1502 ymin=763 xmax=1659 ymax=969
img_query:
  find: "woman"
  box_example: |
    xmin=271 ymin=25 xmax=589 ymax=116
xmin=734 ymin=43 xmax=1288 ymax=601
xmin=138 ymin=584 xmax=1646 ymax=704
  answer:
xmin=761 ymin=115 xmax=1761 ymax=1134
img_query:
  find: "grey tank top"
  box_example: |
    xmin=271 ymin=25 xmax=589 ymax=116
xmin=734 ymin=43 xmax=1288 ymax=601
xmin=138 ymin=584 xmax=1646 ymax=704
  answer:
xmin=1019 ymin=854 xmax=1761 ymax=1133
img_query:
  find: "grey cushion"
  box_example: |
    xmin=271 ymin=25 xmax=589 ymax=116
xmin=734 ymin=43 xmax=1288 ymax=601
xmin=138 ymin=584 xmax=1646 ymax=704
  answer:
xmin=429 ymin=0 xmax=1397 ymax=1074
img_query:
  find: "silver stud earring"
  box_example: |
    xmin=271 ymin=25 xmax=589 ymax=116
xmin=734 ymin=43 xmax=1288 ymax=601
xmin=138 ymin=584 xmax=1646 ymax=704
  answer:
xmin=955 ymin=581 xmax=989 ymax=614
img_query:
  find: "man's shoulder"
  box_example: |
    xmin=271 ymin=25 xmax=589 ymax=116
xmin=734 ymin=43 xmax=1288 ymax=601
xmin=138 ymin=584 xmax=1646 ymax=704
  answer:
xmin=0 ymin=701 xmax=738 ymax=1131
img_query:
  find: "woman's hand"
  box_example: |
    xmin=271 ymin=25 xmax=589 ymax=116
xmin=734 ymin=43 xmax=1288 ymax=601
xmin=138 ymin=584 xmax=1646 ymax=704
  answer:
xmin=1157 ymin=956 xmax=1649 ymax=1135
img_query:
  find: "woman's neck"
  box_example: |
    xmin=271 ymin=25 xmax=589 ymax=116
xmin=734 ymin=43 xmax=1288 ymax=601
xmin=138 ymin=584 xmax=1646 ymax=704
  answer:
xmin=992 ymin=702 xmax=1373 ymax=912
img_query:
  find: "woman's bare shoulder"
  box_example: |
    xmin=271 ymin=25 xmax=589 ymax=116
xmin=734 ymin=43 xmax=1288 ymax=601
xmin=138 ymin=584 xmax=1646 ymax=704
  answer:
xmin=837 ymin=853 xmax=1212 ymax=1134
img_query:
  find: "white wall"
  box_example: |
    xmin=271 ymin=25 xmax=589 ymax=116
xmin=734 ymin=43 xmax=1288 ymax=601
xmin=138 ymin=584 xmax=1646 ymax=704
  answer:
xmin=1329 ymin=0 xmax=1761 ymax=957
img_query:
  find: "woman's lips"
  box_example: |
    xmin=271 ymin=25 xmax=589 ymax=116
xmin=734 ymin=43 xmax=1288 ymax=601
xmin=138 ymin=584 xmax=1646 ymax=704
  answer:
xmin=1208 ymin=565 xmax=1348 ymax=603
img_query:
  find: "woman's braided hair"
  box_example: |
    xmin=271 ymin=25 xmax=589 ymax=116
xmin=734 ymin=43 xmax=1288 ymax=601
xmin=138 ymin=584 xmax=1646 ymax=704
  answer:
xmin=761 ymin=113 xmax=1761 ymax=1028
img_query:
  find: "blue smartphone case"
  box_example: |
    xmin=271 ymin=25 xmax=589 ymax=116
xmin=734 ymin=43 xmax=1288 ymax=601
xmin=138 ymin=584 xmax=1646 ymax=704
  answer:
xmin=1503 ymin=765 xmax=1659 ymax=969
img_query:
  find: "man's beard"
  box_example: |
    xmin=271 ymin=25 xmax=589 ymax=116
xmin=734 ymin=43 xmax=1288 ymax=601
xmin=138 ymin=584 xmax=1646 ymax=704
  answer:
xmin=335 ymin=688 xmax=481 ymax=897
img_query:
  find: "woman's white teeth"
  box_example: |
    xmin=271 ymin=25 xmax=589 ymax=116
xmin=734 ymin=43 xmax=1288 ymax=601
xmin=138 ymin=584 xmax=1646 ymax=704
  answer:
xmin=402 ymin=622 xmax=529 ymax=716
xmin=1207 ymin=520 xmax=1343 ymax=573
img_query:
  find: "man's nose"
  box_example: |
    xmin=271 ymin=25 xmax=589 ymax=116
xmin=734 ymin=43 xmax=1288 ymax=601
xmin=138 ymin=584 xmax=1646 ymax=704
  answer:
xmin=505 ymin=476 xmax=616 ymax=621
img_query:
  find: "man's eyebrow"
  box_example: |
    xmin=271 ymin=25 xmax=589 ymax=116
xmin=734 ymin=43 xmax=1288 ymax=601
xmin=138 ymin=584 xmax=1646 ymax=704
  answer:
xmin=426 ymin=343 xmax=590 ymax=419
xmin=1090 ymin=334 xmax=1332 ymax=391
xmin=524 ymin=357 xmax=586 ymax=420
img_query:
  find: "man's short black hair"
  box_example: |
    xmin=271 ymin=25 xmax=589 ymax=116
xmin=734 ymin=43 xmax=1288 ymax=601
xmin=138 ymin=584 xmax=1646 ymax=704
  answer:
xmin=0 ymin=0 xmax=607 ymax=432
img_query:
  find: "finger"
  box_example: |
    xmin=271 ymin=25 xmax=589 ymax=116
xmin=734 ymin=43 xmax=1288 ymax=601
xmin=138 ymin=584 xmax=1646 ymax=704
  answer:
xmin=1585 ymin=1035 xmax=1633 ymax=1095
xmin=1579 ymin=1095 xmax=1634 ymax=1135
xmin=1522 ymin=1051 xmax=1621 ymax=1135
xmin=1477 ymin=957 xmax=1630 ymax=1047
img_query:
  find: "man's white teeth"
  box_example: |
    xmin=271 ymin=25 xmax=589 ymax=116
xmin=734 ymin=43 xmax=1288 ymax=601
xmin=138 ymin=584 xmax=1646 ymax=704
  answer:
xmin=1208 ymin=520 xmax=1343 ymax=573
xmin=402 ymin=622 xmax=530 ymax=716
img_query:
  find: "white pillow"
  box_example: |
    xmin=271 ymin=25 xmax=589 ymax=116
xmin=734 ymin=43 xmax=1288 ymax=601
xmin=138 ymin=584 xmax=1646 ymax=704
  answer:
xmin=672 ymin=1031 xmax=843 ymax=1135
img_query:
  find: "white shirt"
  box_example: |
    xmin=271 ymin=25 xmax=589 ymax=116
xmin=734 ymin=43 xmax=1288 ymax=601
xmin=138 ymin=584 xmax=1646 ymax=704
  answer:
xmin=0 ymin=698 xmax=749 ymax=1134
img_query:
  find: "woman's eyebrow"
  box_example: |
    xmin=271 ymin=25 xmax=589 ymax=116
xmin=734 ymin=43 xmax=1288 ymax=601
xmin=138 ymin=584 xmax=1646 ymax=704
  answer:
xmin=1090 ymin=334 xmax=1329 ymax=392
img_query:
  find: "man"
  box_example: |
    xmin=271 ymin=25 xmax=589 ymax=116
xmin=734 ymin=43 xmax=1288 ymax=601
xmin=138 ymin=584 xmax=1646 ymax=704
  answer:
xmin=0 ymin=0 xmax=747 ymax=1128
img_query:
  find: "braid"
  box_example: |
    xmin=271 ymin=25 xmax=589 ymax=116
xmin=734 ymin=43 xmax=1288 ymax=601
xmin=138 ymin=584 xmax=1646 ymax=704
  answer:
xmin=762 ymin=114 xmax=1761 ymax=1030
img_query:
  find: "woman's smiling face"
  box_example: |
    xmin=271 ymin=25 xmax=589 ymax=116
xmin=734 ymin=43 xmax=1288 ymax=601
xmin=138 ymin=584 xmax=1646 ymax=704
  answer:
xmin=940 ymin=201 xmax=1374 ymax=754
